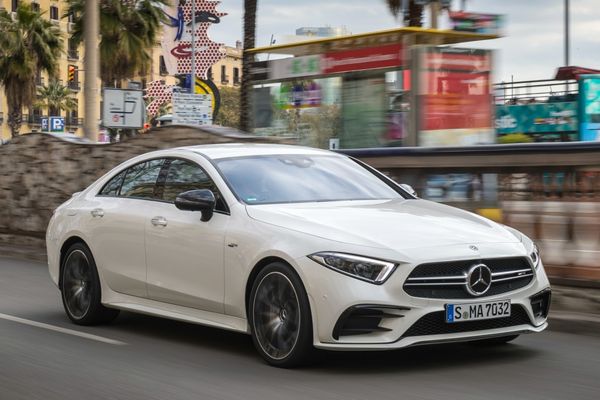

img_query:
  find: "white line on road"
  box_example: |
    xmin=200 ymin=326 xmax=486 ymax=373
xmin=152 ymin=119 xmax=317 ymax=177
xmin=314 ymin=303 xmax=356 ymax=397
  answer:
xmin=0 ymin=312 xmax=127 ymax=345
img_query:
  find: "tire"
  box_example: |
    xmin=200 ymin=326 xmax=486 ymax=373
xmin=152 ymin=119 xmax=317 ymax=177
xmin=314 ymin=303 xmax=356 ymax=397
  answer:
xmin=249 ymin=262 xmax=314 ymax=367
xmin=471 ymin=334 xmax=519 ymax=346
xmin=60 ymin=243 xmax=119 ymax=325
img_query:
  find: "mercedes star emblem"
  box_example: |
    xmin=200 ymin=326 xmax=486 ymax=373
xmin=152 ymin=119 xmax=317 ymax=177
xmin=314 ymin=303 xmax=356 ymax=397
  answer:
xmin=466 ymin=263 xmax=492 ymax=296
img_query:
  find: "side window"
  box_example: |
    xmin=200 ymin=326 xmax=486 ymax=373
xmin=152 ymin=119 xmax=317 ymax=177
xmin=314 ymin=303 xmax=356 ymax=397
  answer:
xmin=120 ymin=159 xmax=164 ymax=199
xmin=99 ymin=170 xmax=126 ymax=196
xmin=163 ymin=159 xmax=227 ymax=212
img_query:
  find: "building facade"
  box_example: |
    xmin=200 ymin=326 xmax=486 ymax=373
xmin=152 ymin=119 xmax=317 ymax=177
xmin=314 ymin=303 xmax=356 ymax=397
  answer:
xmin=0 ymin=1 xmax=242 ymax=141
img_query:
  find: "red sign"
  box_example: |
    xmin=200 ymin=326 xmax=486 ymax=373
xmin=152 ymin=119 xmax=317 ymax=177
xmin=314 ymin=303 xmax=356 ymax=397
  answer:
xmin=323 ymin=44 xmax=404 ymax=75
xmin=419 ymin=48 xmax=493 ymax=132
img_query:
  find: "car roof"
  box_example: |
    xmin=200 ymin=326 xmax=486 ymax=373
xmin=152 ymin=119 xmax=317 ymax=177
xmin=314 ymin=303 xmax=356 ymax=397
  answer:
xmin=177 ymin=143 xmax=337 ymax=160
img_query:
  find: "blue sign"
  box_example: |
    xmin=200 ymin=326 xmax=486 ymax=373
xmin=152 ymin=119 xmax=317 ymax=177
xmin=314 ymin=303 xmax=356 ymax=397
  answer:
xmin=579 ymin=75 xmax=600 ymax=141
xmin=41 ymin=118 xmax=49 ymax=132
xmin=49 ymin=117 xmax=65 ymax=133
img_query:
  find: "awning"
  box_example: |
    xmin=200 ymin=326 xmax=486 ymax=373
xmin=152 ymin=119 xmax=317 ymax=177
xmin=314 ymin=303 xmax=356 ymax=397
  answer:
xmin=246 ymin=26 xmax=499 ymax=57
xmin=554 ymin=66 xmax=600 ymax=80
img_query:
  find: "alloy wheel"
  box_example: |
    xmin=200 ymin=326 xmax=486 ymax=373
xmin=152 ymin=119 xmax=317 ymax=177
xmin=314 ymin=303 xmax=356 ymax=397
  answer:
xmin=62 ymin=249 xmax=93 ymax=319
xmin=252 ymin=272 xmax=301 ymax=361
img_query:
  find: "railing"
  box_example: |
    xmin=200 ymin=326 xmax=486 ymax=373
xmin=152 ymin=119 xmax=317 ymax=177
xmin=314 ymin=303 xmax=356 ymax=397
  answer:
xmin=493 ymin=78 xmax=578 ymax=104
xmin=25 ymin=114 xmax=44 ymax=125
xmin=342 ymin=142 xmax=600 ymax=284
xmin=65 ymin=117 xmax=83 ymax=126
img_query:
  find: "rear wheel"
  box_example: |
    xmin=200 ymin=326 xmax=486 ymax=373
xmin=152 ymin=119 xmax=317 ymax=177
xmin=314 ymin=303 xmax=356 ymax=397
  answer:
xmin=60 ymin=243 xmax=119 ymax=325
xmin=249 ymin=262 xmax=313 ymax=367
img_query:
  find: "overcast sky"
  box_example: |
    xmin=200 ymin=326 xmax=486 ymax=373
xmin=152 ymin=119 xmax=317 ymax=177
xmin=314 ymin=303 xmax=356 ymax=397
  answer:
xmin=209 ymin=0 xmax=600 ymax=83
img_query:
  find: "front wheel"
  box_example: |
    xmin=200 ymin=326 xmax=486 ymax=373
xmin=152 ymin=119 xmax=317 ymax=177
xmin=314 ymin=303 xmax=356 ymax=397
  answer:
xmin=60 ymin=243 xmax=119 ymax=325
xmin=249 ymin=262 xmax=314 ymax=367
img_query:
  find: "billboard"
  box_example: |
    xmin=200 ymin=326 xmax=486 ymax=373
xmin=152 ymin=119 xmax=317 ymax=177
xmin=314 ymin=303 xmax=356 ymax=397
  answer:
xmin=579 ymin=75 xmax=600 ymax=141
xmin=449 ymin=11 xmax=504 ymax=35
xmin=160 ymin=0 xmax=226 ymax=78
xmin=495 ymin=102 xmax=577 ymax=135
xmin=322 ymin=44 xmax=404 ymax=75
xmin=416 ymin=47 xmax=494 ymax=146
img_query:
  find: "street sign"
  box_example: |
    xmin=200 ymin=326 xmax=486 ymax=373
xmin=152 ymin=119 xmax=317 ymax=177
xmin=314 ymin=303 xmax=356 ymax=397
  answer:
xmin=41 ymin=118 xmax=49 ymax=132
xmin=172 ymin=92 xmax=213 ymax=126
xmin=102 ymin=88 xmax=144 ymax=129
xmin=49 ymin=117 xmax=65 ymax=133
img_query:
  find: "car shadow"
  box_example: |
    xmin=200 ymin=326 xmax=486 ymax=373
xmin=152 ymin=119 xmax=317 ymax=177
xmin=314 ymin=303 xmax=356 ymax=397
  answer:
xmin=108 ymin=311 xmax=542 ymax=373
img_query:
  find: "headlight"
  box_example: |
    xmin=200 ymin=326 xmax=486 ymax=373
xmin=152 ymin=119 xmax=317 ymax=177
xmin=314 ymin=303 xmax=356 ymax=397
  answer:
xmin=530 ymin=244 xmax=541 ymax=269
xmin=308 ymin=252 xmax=397 ymax=284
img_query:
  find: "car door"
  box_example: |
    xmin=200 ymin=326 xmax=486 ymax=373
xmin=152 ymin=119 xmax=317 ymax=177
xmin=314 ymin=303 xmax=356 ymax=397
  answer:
xmin=89 ymin=158 xmax=165 ymax=298
xmin=145 ymin=158 xmax=229 ymax=313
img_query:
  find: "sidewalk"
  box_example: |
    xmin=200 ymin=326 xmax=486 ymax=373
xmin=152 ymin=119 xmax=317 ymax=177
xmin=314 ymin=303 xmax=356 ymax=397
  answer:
xmin=1 ymin=244 xmax=598 ymax=336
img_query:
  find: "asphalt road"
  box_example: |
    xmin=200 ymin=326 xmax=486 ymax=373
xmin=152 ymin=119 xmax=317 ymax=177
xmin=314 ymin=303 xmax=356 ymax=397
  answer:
xmin=1 ymin=256 xmax=599 ymax=400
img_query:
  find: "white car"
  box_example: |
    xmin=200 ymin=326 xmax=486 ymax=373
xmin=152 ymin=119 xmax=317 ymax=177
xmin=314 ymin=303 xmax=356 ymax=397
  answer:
xmin=46 ymin=144 xmax=551 ymax=367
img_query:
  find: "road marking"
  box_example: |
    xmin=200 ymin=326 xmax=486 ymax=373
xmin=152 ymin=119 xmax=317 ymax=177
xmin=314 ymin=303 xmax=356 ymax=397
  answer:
xmin=0 ymin=312 xmax=126 ymax=345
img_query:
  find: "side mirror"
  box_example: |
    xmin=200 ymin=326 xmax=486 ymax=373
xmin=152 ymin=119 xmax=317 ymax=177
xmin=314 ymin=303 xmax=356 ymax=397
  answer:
xmin=399 ymin=183 xmax=417 ymax=198
xmin=174 ymin=189 xmax=216 ymax=221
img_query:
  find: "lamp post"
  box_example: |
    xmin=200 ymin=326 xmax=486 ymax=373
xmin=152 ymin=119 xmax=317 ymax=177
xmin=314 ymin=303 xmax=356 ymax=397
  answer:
xmin=83 ymin=0 xmax=99 ymax=142
xmin=564 ymin=0 xmax=570 ymax=66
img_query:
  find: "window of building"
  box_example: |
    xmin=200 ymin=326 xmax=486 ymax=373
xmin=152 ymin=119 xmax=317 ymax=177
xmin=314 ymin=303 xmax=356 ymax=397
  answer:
xmin=233 ymin=67 xmax=240 ymax=85
xmin=159 ymin=56 xmax=167 ymax=75
xmin=31 ymin=2 xmax=40 ymax=13
xmin=11 ymin=0 xmax=19 ymax=13
xmin=49 ymin=5 xmax=59 ymax=20
xmin=221 ymin=65 xmax=227 ymax=83
xmin=67 ymin=11 xmax=75 ymax=23
xmin=207 ymin=67 xmax=213 ymax=81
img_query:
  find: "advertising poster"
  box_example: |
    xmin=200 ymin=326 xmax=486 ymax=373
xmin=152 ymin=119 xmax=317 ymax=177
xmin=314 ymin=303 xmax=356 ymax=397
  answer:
xmin=495 ymin=102 xmax=577 ymax=135
xmin=578 ymin=75 xmax=600 ymax=141
xmin=417 ymin=47 xmax=494 ymax=146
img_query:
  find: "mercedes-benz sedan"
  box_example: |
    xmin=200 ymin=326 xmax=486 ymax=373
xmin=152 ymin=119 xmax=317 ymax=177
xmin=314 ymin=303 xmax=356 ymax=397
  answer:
xmin=46 ymin=144 xmax=551 ymax=367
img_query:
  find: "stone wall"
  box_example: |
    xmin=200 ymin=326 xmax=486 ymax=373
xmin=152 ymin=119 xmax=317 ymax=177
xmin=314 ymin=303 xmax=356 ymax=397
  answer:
xmin=0 ymin=125 xmax=281 ymax=249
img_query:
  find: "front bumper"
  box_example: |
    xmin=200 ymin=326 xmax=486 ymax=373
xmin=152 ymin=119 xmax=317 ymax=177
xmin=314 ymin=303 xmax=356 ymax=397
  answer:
xmin=296 ymin=248 xmax=551 ymax=351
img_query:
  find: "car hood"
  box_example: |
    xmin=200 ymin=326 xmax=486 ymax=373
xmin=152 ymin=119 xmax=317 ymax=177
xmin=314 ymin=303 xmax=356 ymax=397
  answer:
xmin=246 ymin=199 xmax=519 ymax=250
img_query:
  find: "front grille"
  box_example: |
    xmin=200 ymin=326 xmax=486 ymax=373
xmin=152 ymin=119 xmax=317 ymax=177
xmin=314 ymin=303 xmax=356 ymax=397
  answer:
xmin=402 ymin=304 xmax=532 ymax=338
xmin=403 ymin=257 xmax=534 ymax=299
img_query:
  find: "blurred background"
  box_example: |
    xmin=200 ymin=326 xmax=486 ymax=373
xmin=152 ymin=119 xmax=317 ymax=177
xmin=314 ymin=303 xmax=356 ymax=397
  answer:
xmin=0 ymin=0 xmax=599 ymax=399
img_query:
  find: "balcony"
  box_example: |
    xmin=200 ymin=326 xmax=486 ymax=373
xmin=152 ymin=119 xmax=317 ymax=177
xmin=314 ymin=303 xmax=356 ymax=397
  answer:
xmin=25 ymin=114 xmax=45 ymax=125
xmin=67 ymin=49 xmax=79 ymax=60
xmin=65 ymin=116 xmax=83 ymax=126
xmin=68 ymin=81 xmax=81 ymax=91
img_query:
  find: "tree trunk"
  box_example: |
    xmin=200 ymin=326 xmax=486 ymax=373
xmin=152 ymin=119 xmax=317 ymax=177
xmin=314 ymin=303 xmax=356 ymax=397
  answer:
xmin=407 ymin=2 xmax=424 ymax=27
xmin=240 ymin=0 xmax=257 ymax=133
xmin=7 ymin=104 xmax=23 ymax=138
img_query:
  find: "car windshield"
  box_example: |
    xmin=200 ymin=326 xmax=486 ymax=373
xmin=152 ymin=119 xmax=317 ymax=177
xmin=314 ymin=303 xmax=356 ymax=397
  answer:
xmin=214 ymin=154 xmax=403 ymax=205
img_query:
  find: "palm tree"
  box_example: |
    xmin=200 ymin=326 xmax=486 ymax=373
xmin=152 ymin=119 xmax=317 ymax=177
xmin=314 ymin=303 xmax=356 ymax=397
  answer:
xmin=0 ymin=4 xmax=63 ymax=137
xmin=36 ymin=80 xmax=78 ymax=116
xmin=65 ymin=0 xmax=168 ymax=86
xmin=240 ymin=0 xmax=257 ymax=132
xmin=385 ymin=0 xmax=424 ymax=27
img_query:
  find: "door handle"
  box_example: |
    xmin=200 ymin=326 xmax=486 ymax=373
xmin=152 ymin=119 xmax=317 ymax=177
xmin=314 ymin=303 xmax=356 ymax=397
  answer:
xmin=151 ymin=216 xmax=168 ymax=227
xmin=91 ymin=208 xmax=104 ymax=218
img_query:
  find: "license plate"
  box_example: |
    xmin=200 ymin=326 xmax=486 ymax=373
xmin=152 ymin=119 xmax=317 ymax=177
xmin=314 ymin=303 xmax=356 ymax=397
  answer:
xmin=445 ymin=300 xmax=511 ymax=323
